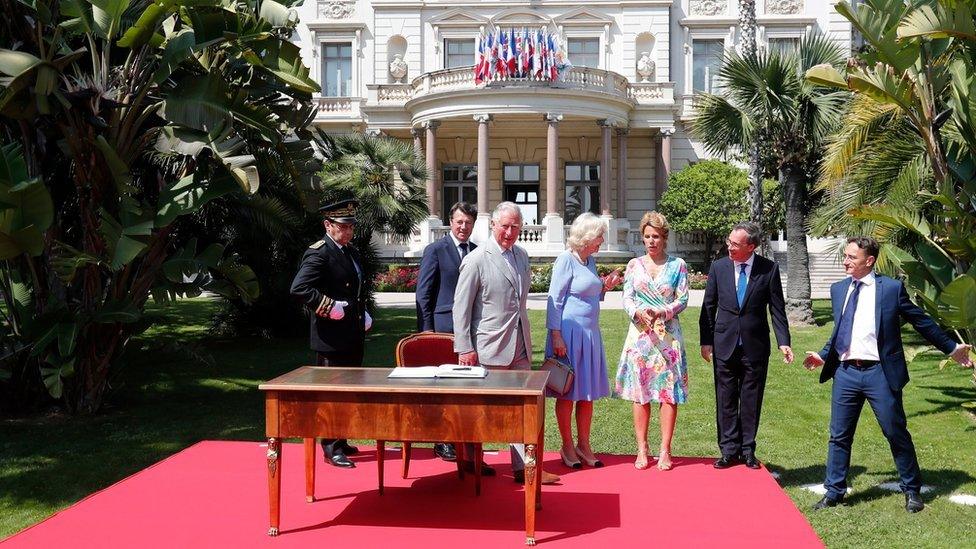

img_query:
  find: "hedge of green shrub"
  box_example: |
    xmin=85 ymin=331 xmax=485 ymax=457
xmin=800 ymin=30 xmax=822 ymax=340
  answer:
xmin=376 ymin=263 xmax=708 ymax=292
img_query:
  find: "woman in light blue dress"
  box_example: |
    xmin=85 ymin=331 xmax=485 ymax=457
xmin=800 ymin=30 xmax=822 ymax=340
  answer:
xmin=546 ymin=213 xmax=622 ymax=469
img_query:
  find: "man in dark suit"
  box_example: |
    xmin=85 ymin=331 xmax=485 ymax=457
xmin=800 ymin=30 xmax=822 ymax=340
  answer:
xmin=700 ymin=221 xmax=793 ymax=470
xmin=804 ymin=236 xmax=972 ymax=513
xmin=290 ymin=199 xmax=371 ymax=469
xmin=415 ymin=201 xmax=477 ymax=462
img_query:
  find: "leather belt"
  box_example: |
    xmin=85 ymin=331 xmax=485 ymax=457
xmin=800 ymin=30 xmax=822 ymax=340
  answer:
xmin=841 ymin=359 xmax=879 ymax=369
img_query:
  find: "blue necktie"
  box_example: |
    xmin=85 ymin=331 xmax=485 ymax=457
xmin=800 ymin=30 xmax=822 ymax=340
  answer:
xmin=736 ymin=263 xmax=748 ymax=308
xmin=834 ymin=281 xmax=863 ymax=355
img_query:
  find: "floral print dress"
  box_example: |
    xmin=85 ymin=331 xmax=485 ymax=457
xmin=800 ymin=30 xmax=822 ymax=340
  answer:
xmin=615 ymin=255 xmax=690 ymax=404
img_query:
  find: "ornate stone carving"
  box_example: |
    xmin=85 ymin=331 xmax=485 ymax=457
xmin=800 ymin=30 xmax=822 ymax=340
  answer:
xmin=766 ymin=0 xmax=802 ymax=15
xmin=317 ymin=0 xmax=354 ymax=19
xmin=636 ymin=51 xmax=656 ymax=82
xmin=388 ymin=54 xmax=407 ymax=83
xmin=690 ymin=0 xmax=727 ymax=16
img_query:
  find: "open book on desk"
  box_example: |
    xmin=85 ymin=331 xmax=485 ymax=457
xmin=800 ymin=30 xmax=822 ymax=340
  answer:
xmin=387 ymin=364 xmax=488 ymax=379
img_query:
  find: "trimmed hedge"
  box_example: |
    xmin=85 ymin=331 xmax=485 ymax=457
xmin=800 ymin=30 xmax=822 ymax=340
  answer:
xmin=375 ymin=262 xmax=708 ymax=292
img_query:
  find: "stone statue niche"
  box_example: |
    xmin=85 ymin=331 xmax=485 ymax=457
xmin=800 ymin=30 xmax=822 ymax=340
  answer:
xmin=636 ymin=51 xmax=656 ymax=82
xmin=389 ymin=53 xmax=408 ymax=83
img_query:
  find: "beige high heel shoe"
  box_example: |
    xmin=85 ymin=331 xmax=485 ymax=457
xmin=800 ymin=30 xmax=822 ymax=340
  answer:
xmin=560 ymin=447 xmax=582 ymax=469
xmin=575 ymin=445 xmax=604 ymax=468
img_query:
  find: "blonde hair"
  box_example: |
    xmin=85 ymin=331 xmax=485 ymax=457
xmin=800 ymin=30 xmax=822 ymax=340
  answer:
xmin=566 ymin=213 xmax=606 ymax=251
xmin=639 ymin=211 xmax=670 ymax=239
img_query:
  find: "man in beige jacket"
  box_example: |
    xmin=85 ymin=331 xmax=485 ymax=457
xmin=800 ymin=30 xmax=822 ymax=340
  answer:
xmin=454 ymin=201 xmax=559 ymax=485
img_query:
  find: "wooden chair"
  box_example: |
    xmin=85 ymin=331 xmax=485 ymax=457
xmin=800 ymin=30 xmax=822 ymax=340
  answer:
xmin=377 ymin=332 xmax=483 ymax=494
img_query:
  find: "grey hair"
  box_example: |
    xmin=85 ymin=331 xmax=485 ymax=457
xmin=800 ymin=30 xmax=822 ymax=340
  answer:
xmin=566 ymin=213 xmax=605 ymax=251
xmin=732 ymin=221 xmax=763 ymax=247
xmin=491 ymin=201 xmax=523 ymax=223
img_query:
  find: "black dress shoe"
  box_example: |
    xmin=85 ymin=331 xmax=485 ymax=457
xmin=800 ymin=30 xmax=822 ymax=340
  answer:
xmin=339 ymin=443 xmax=359 ymax=456
xmin=905 ymin=491 xmax=924 ymax=513
xmin=713 ymin=455 xmax=739 ymax=469
xmin=744 ymin=455 xmax=761 ymax=469
xmin=813 ymin=495 xmax=842 ymax=510
xmin=326 ymin=450 xmax=356 ymax=468
xmin=461 ymin=460 xmax=496 ymax=476
xmin=433 ymin=443 xmax=457 ymax=461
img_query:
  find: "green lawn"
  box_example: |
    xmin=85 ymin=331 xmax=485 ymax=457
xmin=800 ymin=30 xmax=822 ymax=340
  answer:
xmin=1 ymin=299 xmax=974 ymax=546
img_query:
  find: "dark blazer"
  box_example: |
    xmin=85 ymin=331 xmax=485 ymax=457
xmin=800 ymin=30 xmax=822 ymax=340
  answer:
xmin=416 ymin=235 xmax=475 ymax=333
xmin=699 ymin=255 xmax=791 ymax=362
xmin=818 ymin=274 xmax=957 ymax=391
xmin=290 ymin=236 xmax=366 ymax=354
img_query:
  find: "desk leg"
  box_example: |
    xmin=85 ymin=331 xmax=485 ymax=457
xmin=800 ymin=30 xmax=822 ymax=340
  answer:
xmin=267 ymin=437 xmax=281 ymax=536
xmin=524 ymin=443 xmax=537 ymax=546
xmin=304 ymin=438 xmax=315 ymax=503
xmin=536 ymin=431 xmax=543 ymax=510
xmin=377 ymin=441 xmax=385 ymax=495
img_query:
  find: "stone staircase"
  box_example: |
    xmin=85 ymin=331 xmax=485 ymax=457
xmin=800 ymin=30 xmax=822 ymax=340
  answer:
xmin=774 ymin=238 xmax=847 ymax=299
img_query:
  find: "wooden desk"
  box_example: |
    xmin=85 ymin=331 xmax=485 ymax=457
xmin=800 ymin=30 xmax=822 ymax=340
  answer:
xmin=259 ymin=367 xmax=548 ymax=545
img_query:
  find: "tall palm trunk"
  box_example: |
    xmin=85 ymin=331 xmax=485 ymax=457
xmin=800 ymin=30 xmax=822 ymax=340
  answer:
xmin=780 ymin=162 xmax=813 ymax=325
xmin=738 ymin=0 xmax=767 ymax=251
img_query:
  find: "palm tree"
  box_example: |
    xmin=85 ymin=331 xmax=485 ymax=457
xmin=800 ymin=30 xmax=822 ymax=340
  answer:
xmin=806 ymin=0 xmax=976 ymax=350
xmin=808 ymin=95 xmax=934 ymax=270
xmin=0 ymin=0 xmax=322 ymax=413
xmin=691 ymin=31 xmax=849 ymax=324
xmin=317 ymin=133 xmax=429 ymax=305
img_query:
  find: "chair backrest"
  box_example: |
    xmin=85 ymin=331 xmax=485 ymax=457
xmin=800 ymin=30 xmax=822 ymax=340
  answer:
xmin=395 ymin=332 xmax=459 ymax=367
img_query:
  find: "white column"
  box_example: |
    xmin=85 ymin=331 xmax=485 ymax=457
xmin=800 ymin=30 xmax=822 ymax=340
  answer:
xmin=543 ymin=113 xmax=565 ymax=251
xmin=598 ymin=119 xmax=613 ymax=216
xmin=417 ymin=120 xmax=442 ymax=250
xmin=607 ymin=127 xmax=631 ymax=251
xmin=424 ymin=120 xmax=441 ymax=218
xmin=472 ymin=114 xmax=493 ymax=245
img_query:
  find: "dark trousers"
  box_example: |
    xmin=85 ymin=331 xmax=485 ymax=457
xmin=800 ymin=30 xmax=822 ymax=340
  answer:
xmin=316 ymin=350 xmax=364 ymax=452
xmin=714 ymin=346 xmax=769 ymax=457
xmin=824 ymin=362 xmax=921 ymax=498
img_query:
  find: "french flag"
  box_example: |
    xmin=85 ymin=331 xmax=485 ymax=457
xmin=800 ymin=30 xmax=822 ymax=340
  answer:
xmin=494 ymin=29 xmax=505 ymax=77
xmin=474 ymin=33 xmax=485 ymax=83
xmin=547 ymin=33 xmax=558 ymax=80
xmin=506 ymin=30 xmax=517 ymax=75
xmin=533 ymin=28 xmax=543 ymax=78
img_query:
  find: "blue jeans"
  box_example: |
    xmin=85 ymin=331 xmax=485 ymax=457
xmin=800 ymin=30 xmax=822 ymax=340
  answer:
xmin=824 ymin=362 xmax=921 ymax=498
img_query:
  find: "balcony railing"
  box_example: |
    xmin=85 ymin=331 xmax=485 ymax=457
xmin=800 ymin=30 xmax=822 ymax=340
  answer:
xmin=313 ymin=96 xmax=365 ymax=120
xmin=369 ymin=66 xmax=672 ymax=107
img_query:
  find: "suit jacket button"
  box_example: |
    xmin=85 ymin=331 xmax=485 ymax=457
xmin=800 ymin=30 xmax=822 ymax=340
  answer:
xmin=346 ymin=283 xmax=350 ymax=287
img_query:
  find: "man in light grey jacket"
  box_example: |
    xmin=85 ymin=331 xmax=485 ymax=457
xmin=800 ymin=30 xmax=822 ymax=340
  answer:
xmin=454 ymin=201 xmax=559 ymax=485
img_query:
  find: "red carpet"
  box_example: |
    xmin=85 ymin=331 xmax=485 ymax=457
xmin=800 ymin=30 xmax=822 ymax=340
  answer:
xmin=2 ymin=441 xmax=822 ymax=548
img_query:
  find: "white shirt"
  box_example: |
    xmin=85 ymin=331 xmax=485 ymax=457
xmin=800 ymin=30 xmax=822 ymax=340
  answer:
xmin=449 ymin=232 xmax=469 ymax=261
xmin=840 ymin=271 xmax=879 ymax=361
xmin=733 ymin=254 xmax=756 ymax=291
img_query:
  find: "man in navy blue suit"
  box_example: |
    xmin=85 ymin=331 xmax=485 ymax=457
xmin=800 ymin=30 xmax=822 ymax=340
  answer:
xmin=804 ymin=236 xmax=972 ymax=513
xmin=700 ymin=221 xmax=793 ymax=470
xmin=415 ymin=201 xmax=477 ymax=462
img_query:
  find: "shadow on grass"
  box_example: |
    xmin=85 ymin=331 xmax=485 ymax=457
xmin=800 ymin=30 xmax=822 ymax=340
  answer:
xmin=840 ymin=468 xmax=976 ymax=506
xmin=770 ymin=463 xmax=866 ymax=488
xmin=0 ymin=304 xmax=420 ymax=514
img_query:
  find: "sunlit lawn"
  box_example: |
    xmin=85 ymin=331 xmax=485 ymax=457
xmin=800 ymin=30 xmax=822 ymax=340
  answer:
xmin=1 ymin=299 xmax=974 ymax=546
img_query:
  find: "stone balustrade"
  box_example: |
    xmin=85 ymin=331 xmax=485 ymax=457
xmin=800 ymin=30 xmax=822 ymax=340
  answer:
xmin=368 ymin=66 xmax=672 ymax=107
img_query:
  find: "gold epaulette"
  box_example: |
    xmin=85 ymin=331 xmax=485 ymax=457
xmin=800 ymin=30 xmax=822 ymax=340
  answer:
xmin=309 ymin=240 xmax=326 ymax=249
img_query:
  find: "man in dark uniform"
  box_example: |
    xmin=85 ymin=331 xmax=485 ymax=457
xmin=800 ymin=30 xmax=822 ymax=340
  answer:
xmin=290 ymin=198 xmax=371 ymax=468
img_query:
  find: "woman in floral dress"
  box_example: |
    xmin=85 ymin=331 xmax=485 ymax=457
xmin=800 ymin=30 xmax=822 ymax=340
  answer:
xmin=615 ymin=212 xmax=690 ymax=470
